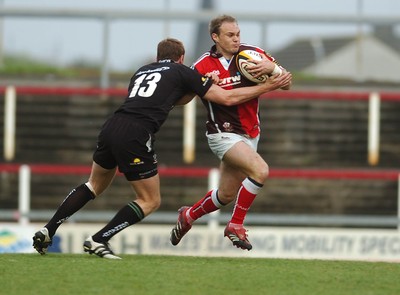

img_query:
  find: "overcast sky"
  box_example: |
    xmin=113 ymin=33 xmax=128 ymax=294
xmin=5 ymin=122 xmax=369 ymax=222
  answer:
xmin=3 ymin=0 xmax=400 ymax=71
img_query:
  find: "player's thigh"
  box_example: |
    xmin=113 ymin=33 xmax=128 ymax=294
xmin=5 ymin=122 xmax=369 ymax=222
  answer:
xmin=223 ymin=141 xmax=269 ymax=181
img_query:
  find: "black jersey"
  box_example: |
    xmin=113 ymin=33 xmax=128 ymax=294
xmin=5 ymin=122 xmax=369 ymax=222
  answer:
xmin=115 ymin=59 xmax=213 ymax=133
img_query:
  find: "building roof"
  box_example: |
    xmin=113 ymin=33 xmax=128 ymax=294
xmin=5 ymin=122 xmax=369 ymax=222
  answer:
xmin=273 ymin=25 xmax=400 ymax=83
xmin=305 ymin=35 xmax=400 ymax=82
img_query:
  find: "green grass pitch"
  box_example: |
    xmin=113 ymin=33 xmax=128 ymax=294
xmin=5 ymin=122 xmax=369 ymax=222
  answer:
xmin=1 ymin=254 xmax=399 ymax=295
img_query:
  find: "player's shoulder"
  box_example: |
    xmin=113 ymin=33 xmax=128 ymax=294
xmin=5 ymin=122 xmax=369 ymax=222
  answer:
xmin=139 ymin=60 xmax=189 ymax=74
xmin=167 ymin=62 xmax=200 ymax=79
xmin=239 ymin=43 xmax=277 ymax=61
xmin=239 ymin=43 xmax=265 ymax=53
xmin=192 ymin=52 xmax=212 ymax=67
xmin=135 ymin=61 xmax=170 ymax=74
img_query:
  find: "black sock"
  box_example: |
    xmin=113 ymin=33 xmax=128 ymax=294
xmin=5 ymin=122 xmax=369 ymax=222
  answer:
xmin=92 ymin=201 xmax=145 ymax=243
xmin=45 ymin=183 xmax=95 ymax=237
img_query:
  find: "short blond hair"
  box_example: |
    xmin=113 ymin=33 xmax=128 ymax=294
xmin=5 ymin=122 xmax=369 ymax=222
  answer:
xmin=209 ymin=15 xmax=237 ymax=36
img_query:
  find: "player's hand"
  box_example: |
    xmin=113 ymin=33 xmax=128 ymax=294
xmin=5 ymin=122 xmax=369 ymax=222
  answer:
xmin=205 ymin=72 xmax=220 ymax=84
xmin=260 ymin=72 xmax=292 ymax=91
xmin=246 ymin=56 xmax=276 ymax=78
xmin=278 ymin=71 xmax=292 ymax=90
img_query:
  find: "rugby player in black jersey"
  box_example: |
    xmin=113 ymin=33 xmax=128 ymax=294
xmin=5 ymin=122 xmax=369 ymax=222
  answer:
xmin=32 ymin=38 xmax=291 ymax=259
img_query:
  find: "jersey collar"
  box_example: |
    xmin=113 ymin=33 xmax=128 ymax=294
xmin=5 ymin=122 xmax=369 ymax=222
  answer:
xmin=209 ymin=45 xmax=223 ymax=58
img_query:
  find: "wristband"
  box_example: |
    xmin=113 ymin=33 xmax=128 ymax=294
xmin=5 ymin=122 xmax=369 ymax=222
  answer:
xmin=271 ymin=64 xmax=282 ymax=76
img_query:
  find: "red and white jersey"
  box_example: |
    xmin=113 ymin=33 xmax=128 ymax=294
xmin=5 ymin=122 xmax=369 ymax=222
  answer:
xmin=193 ymin=43 xmax=279 ymax=138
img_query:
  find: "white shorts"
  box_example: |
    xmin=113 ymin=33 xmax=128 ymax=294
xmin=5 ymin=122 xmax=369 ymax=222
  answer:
xmin=206 ymin=132 xmax=260 ymax=160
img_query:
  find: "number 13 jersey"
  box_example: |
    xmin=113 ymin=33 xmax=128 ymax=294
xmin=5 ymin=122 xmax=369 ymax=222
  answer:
xmin=115 ymin=59 xmax=212 ymax=134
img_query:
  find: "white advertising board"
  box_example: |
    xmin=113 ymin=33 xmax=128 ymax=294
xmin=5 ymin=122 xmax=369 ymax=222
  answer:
xmin=2 ymin=223 xmax=400 ymax=262
xmin=0 ymin=224 xmax=36 ymax=253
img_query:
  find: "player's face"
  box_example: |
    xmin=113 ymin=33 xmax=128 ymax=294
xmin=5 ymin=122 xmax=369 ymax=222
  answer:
xmin=213 ymin=21 xmax=240 ymax=59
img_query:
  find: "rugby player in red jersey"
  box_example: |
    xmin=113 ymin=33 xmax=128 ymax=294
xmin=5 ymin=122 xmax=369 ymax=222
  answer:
xmin=171 ymin=15 xmax=292 ymax=250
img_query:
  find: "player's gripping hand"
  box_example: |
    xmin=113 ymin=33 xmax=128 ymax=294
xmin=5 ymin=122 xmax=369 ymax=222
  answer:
xmin=260 ymin=71 xmax=292 ymax=92
xmin=246 ymin=56 xmax=277 ymax=78
xmin=205 ymin=72 xmax=220 ymax=84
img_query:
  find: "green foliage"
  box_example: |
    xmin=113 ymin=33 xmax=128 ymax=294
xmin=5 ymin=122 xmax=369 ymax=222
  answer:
xmin=0 ymin=55 xmax=133 ymax=81
xmin=1 ymin=254 xmax=399 ymax=295
xmin=0 ymin=55 xmax=78 ymax=77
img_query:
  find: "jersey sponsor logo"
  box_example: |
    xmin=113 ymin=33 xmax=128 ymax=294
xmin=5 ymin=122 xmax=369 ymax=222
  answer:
xmin=138 ymin=168 xmax=158 ymax=178
xmin=218 ymin=74 xmax=242 ymax=87
xmin=130 ymin=158 xmax=144 ymax=166
xmin=201 ymin=76 xmax=210 ymax=86
xmin=135 ymin=66 xmax=170 ymax=76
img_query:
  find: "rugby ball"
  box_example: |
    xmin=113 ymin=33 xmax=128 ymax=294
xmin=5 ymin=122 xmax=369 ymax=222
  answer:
xmin=236 ymin=49 xmax=268 ymax=83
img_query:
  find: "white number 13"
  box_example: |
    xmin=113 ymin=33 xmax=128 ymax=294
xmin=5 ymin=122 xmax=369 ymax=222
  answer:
xmin=129 ymin=73 xmax=161 ymax=98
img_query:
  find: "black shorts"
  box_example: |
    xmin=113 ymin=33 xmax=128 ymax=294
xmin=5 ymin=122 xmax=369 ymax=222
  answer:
xmin=93 ymin=115 xmax=158 ymax=181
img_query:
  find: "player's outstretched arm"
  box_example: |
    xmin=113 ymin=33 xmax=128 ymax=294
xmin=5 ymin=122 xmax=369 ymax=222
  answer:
xmin=203 ymin=71 xmax=292 ymax=106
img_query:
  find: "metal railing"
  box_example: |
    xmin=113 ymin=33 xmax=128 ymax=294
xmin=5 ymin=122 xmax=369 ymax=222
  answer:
xmin=1 ymin=163 xmax=399 ymax=228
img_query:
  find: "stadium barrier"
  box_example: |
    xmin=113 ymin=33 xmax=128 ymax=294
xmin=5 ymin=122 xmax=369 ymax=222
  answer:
xmin=3 ymin=221 xmax=400 ymax=261
xmin=0 ymin=86 xmax=400 ymax=231
xmin=0 ymin=163 xmax=399 ymax=228
xmin=2 ymin=86 xmax=400 ymax=164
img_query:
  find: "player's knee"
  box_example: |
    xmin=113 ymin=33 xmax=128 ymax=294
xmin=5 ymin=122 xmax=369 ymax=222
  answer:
xmin=148 ymin=198 xmax=161 ymax=213
xmin=154 ymin=198 xmax=161 ymax=210
xmin=219 ymin=192 xmax=236 ymax=204
xmin=85 ymin=182 xmax=98 ymax=199
xmin=252 ymin=163 xmax=269 ymax=184
xmin=261 ymin=164 xmax=270 ymax=180
xmin=215 ymin=186 xmax=237 ymax=204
